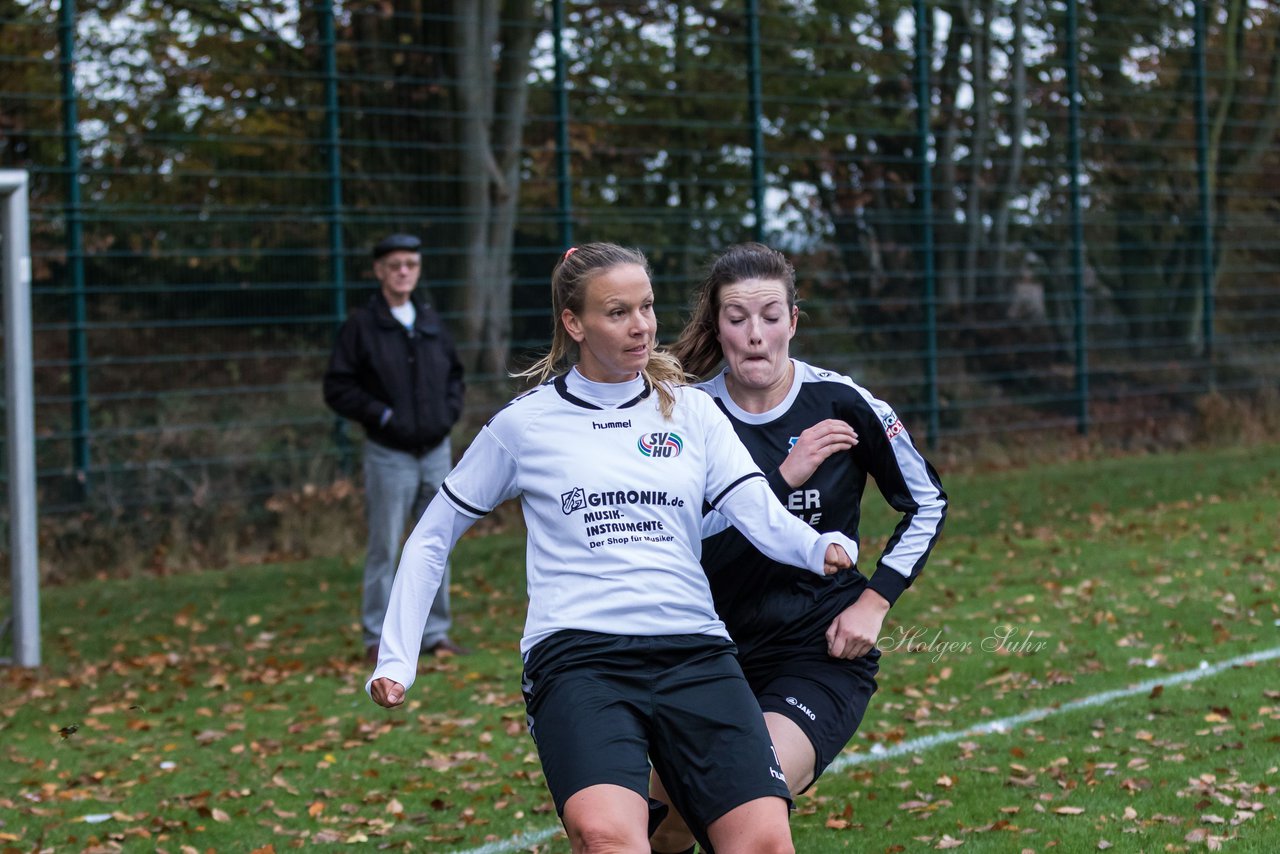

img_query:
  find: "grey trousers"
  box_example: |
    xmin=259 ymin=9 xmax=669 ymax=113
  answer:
xmin=362 ymin=437 xmax=453 ymax=651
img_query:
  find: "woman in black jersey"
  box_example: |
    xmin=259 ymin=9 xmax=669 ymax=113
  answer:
xmin=368 ymin=243 xmax=860 ymax=854
xmin=650 ymin=243 xmax=948 ymax=853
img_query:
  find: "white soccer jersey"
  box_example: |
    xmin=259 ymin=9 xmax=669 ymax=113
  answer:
xmin=370 ymin=368 xmax=857 ymax=695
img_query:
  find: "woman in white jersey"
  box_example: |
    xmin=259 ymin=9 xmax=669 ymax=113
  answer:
xmin=368 ymin=243 xmax=860 ymax=854
xmin=650 ymin=243 xmax=948 ymax=853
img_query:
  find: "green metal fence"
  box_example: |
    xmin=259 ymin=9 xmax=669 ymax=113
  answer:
xmin=2 ymin=0 xmax=1278 ymax=527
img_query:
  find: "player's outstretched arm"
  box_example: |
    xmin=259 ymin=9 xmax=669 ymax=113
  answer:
xmin=718 ymin=477 xmax=858 ymax=576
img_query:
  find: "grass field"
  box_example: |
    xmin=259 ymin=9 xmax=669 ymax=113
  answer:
xmin=2 ymin=443 xmax=1278 ymax=852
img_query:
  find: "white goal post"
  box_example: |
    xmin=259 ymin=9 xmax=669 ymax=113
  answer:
xmin=2 ymin=169 xmax=39 ymax=668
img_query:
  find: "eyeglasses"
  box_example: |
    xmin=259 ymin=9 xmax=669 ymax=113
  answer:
xmin=381 ymin=259 xmax=421 ymax=272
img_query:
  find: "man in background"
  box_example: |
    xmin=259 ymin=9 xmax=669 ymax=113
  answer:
xmin=324 ymin=233 xmax=467 ymax=663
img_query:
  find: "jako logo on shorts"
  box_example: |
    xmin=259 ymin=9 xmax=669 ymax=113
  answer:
xmin=786 ymin=696 xmax=817 ymax=721
xmin=637 ymin=431 xmax=683 ymax=458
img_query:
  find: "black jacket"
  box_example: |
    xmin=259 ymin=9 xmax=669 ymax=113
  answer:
xmin=323 ymin=291 xmax=465 ymax=455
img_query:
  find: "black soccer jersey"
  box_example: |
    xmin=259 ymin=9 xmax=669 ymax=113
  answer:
xmin=697 ymin=360 xmax=947 ymax=659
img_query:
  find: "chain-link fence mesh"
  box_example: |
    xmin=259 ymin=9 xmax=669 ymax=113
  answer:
xmin=2 ymin=1 xmax=1278 ymax=565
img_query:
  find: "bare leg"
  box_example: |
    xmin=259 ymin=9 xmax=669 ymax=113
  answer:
xmin=648 ymin=770 xmax=695 ymax=853
xmin=763 ymin=712 xmax=817 ymax=796
xmin=563 ymin=783 xmax=650 ymax=854
xmin=649 ymin=713 xmax=818 ymax=851
xmin=705 ymin=796 xmax=793 ymax=854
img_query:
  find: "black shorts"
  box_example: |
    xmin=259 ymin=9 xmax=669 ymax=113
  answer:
xmin=521 ymin=630 xmax=791 ymax=847
xmin=740 ymin=647 xmax=880 ymax=792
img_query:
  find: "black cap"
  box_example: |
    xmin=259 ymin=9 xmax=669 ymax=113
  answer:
xmin=372 ymin=233 xmax=422 ymax=260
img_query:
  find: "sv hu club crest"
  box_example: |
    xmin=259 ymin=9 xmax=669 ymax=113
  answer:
xmin=636 ymin=431 xmax=683 ymax=458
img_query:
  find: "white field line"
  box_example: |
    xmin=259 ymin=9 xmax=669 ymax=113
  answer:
xmin=827 ymin=644 xmax=1280 ymax=772
xmin=453 ymin=645 xmax=1280 ymax=854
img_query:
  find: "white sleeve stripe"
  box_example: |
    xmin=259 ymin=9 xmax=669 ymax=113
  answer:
xmin=846 ymin=383 xmax=946 ymax=579
xmin=880 ymin=433 xmax=947 ymax=576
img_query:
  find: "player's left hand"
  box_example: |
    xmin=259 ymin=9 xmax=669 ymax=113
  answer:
xmin=826 ymin=590 xmax=890 ymax=658
xmin=822 ymin=543 xmax=853 ymax=575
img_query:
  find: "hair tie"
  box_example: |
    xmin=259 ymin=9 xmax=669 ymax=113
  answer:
xmin=563 ymin=247 xmax=578 ymax=259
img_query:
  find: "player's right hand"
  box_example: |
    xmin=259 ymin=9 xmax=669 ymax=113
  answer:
xmin=779 ymin=419 xmax=858 ymax=488
xmin=370 ymin=677 xmax=406 ymax=708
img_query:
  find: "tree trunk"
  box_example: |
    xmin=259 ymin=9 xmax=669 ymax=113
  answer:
xmin=934 ymin=4 xmax=967 ymax=309
xmin=989 ymin=0 xmax=1027 ymax=302
xmin=452 ymin=0 xmax=536 ymax=378
xmin=962 ymin=0 xmax=994 ymax=306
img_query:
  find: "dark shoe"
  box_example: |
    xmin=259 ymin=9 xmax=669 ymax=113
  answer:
xmin=365 ymin=644 xmax=379 ymax=665
xmin=423 ymin=637 xmax=470 ymax=657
